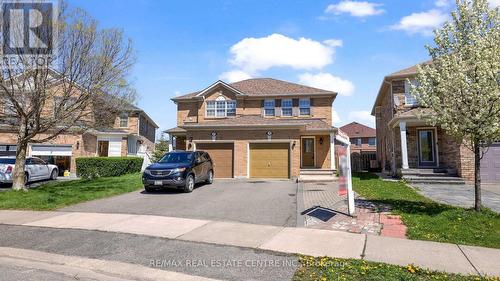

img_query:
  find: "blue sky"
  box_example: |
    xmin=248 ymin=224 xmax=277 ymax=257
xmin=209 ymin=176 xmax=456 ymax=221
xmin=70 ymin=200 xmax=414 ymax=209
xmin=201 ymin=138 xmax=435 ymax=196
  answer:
xmin=68 ymin=0 xmax=476 ymax=136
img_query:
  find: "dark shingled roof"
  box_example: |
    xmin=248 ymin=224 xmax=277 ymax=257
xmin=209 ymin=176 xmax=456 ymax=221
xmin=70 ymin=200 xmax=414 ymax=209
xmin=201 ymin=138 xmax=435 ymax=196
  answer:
xmin=173 ymin=78 xmax=336 ymax=101
xmin=340 ymin=122 xmax=376 ymax=138
xmin=178 ymin=115 xmax=335 ymax=131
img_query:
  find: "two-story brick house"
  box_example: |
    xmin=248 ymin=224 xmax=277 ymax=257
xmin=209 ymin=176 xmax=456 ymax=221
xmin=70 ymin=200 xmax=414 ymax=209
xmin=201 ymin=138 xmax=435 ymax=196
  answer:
xmin=340 ymin=122 xmax=377 ymax=171
xmin=166 ymin=78 xmax=346 ymax=179
xmin=372 ymin=63 xmax=500 ymax=184
xmin=0 ymin=83 xmax=158 ymax=175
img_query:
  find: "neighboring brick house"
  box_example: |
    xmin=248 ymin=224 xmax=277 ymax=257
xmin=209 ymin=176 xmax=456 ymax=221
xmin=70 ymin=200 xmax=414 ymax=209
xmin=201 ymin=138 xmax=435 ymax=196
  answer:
xmin=372 ymin=63 xmax=500 ymax=184
xmin=0 ymin=84 xmax=158 ymax=175
xmin=340 ymin=122 xmax=377 ymax=171
xmin=166 ymin=78 xmax=347 ymax=180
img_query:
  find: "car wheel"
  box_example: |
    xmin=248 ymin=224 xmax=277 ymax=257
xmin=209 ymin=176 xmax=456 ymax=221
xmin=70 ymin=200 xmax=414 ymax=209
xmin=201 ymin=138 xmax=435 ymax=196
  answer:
xmin=24 ymin=173 xmax=29 ymax=185
xmin=205 ymin=170 xmax=214 ymax=184
xmin=50 ymin=169 xmax=58 ymax=180
xmin=183 ymin=174 xmax=195 ymax=193
xmin=144 ymin=185 xmax=155 ymax=193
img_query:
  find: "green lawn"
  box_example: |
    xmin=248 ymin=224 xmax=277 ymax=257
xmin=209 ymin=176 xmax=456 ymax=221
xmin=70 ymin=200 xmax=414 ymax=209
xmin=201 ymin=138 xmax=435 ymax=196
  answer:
xmin=0 ymin=173 xmax=143 ymax=210
xmin=353 ymin=173 xmax=500 ymax=249
xmin=293 ymin=256 xmax=497 ymax=281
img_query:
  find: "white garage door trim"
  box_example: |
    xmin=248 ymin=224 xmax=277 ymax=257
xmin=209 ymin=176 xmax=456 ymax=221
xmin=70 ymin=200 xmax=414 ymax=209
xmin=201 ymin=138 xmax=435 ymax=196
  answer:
xmin=30 ymin=145 xmax=73 ymax=156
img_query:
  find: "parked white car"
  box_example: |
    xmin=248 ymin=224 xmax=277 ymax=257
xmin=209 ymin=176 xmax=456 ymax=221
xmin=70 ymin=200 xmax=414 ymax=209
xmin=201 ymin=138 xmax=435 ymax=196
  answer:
xmin=0 ymin=157 xmax=59 ymax=184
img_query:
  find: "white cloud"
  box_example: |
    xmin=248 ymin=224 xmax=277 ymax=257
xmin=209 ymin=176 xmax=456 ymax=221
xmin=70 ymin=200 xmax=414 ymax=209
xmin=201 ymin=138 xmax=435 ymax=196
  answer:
xmin=298 ymin=72 xmax=355 ymax=96
xmin=228 ymin=33 xmax=341 ymax=73
xmin=332 ymin=110 xmax=342 ymax=126
xmin=434 ymin=0 xmax=450 ymax=8
xmin=391 ymin=9 xmax=448 ymax=36
xmin=219 ymin=70 xmax=252 ymax=83
xmin=489 ymin=0 xmax=500 ymax=7
xmin=323 ymin=39 xmax=343 ymax=47
xmin=348 ymin=110 xmax=375 ymax=127
xmin=325 ymin=1 xmax=385 ymax=17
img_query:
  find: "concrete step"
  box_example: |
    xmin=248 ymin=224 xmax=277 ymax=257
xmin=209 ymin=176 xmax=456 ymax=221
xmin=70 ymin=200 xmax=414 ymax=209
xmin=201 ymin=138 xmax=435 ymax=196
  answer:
xmin=404 ymin=178 xmax=466 ymax=185
xmin=298 ymin=175 xmax=338 ymax=183
xmin=401 ymin=169 xmax=457 ymax=177
xmin=300 ymin=169 xmax=336 ymax=176
xmin=403 ymin=176 xmax=464 ymax=181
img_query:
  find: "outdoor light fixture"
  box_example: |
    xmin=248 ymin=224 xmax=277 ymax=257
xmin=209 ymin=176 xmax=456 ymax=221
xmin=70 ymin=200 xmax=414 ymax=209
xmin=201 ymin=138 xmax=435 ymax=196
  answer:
xmin=76 ymin=141 xmax=80 ymax=150
xmin=319 ymin=137 xmax=324 ymax=145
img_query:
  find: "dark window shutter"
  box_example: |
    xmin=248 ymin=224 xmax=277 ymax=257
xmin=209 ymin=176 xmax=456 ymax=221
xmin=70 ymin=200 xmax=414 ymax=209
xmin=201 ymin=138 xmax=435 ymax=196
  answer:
xmin=292 ymin=99 xmax=299 ymax=117
xmin=275 ymin=99 xmax=281 ymax=117
xmin=310 ymin=98 xmax=314 ymax=116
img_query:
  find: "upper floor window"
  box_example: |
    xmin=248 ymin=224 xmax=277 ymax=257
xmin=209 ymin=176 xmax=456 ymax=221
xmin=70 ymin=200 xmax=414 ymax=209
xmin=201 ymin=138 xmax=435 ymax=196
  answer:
xmin=299 ymin=98 xmax=310 ymax=116
xmin=368 ymin=138 xmax=376 ymax=146
xmin=264 ymin=99 xmax=275 ymax=116
xmin=355 ymin=138 xmax=362 ymax=146
xmin=281 ymin=99 xmax=292 ymax=117
xmin=119 ymin=113 xmax=129 ymax=127
xmin=404 ymin=80 xmax=419 ymax=106
xmin=206 ymin=99 xmax=237 ymax=118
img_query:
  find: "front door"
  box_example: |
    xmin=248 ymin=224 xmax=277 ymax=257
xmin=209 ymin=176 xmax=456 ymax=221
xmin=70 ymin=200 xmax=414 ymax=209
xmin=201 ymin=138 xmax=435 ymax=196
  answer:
xmin=417 ymin=129 xmax=437 ymax=167
xmin=98 ymin=141 xmax=109 ymax=157
xmin=302 ymin=138 xmax=315 ymax=167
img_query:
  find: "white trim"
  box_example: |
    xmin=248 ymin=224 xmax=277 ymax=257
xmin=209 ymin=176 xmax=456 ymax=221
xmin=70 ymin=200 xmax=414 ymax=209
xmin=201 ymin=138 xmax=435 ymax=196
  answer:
xmin=195 ymin=80 xmax=247 ymax=98
xmin=400 ymin=121 xmax=409 ymax=169
xmin=300 ymin=136 xmax=316 ymax=168
xmin=330 ymin=133 xmax=336 ymax=170
xmin=416 ymin=127 xmax=439 ymax=168
xmin=193 ymin=140 xmax=235 ymax=144
xmin=247 ymin=142 xmax=250 ymax=179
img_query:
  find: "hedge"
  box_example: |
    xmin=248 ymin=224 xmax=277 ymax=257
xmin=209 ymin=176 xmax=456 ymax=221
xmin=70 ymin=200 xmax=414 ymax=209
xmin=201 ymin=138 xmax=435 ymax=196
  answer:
xmin=76 ymin=157 xmax=143 ymax=179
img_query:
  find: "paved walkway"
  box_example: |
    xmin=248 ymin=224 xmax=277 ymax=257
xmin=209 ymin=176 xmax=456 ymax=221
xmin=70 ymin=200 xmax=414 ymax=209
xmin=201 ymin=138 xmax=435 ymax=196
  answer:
xmin=412 ymin=183 xmax=500 ymax=212
xmin=1 ymin=210 xmax=499 ymax=277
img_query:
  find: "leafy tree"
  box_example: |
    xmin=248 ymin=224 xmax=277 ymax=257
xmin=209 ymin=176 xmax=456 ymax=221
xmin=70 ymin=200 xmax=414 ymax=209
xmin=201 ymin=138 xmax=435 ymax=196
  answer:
xmin=152 ymin=135 xmax=169 ymax=162
xmin=0 ymin=4 xmax=136 ymax=191
xmin=413 ymin=0 xmax=499 ymax=211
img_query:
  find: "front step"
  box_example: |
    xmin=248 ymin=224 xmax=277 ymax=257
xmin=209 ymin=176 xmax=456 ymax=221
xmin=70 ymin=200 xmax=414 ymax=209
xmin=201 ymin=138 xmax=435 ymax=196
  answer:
xmin=299 ymin=169 xmax=337 ymax=182
xmin=402 ymin=168 xmax=465 ymax=185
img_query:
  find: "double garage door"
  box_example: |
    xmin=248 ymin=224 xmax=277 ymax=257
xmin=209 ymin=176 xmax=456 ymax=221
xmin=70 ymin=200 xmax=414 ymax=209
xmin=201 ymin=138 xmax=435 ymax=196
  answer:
xmin=196 ymin=142 xmax=290 ymax=179
xmin=481 ymin=143 xmax=500 ymax=184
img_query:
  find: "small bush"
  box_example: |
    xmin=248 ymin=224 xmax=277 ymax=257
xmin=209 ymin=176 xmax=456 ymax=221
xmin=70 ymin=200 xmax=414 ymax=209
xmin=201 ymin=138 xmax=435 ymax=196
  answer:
xmin=76 ymin=157 xmax=143 ymax=179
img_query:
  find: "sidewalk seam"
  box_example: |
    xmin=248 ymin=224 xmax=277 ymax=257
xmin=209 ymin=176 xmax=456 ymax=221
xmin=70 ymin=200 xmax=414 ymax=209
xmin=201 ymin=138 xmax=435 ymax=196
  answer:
xmin=173 ymin=221 xmax=213 ymax=240
xmin=360 ymin=234 xmax=368 ymax=259
xmin=457 ymin=244 xmax=481 ymax=277
xmin=256 ymin=227 xmax=287 ymax=249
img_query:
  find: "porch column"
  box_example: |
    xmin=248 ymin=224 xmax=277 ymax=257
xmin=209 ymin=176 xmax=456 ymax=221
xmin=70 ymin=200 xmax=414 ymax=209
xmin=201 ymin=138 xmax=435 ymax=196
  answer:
xmin=330 ymin=133 xmax=336 ymax=170
xmin=168 ymin=135 xmax=175 ymax=151
xmin=399 ymin=121 xmax=409 ymax=169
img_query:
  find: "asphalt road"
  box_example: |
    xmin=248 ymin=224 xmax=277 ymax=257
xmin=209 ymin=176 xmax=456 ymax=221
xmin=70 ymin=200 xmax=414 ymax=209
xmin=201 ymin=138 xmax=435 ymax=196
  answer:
xmin=0 ymin=225 xmax=298 ymax=281
xmin=61 ymin=179 xmax=298 ymax=227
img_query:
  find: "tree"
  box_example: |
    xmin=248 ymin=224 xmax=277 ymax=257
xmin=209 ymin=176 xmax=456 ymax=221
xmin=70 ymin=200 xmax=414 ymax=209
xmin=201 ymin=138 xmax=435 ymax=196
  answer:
xmin=412 ymin=0 xmax=500 ymax=211
xmin=0 ymin=4 xmax=136 ymax=191
xmin=151 ymin=134 xmax=170 ymax=163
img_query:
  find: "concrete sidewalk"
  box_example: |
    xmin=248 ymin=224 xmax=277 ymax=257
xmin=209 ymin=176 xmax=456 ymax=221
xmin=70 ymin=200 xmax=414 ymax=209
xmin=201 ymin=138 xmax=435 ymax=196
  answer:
xmin=1 ymin=210 xmax=499 ymax=277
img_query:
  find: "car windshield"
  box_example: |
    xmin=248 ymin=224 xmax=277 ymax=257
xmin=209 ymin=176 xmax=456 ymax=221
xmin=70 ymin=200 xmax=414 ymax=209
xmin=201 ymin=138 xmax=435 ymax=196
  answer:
xmin=0 ymin=158 xmax=16 ymax=164
xmin=159 ymin=152 xmax=194 ymax=164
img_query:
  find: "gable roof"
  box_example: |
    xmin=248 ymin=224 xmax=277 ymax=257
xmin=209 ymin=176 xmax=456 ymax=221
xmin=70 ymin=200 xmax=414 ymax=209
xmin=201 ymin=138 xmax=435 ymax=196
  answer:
xmin=172 ymin=78 xmax=337 ymax=101
xmin=371 ymin=60 xmax=432 ymax=115
xmin=340 ymin=122 xmax=376 ymax=138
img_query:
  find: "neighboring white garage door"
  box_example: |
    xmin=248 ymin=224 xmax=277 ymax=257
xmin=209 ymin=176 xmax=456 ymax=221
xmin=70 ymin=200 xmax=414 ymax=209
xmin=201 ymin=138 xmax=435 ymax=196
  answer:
xmin=31 ymin=145 xmax=73 ymax=156
xmin=481 ymin=143 xmax=500 ymax=184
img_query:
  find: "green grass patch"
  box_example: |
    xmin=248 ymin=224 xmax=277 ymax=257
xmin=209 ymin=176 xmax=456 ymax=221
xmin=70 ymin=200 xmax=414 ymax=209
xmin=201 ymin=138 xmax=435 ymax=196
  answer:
xmin=293 ymin=256 xmax=498 ymax=281
xmin=353 ymin=172 xmax=500 ymax=249
xmin=0 ymin=173 xmax=142 ymax=210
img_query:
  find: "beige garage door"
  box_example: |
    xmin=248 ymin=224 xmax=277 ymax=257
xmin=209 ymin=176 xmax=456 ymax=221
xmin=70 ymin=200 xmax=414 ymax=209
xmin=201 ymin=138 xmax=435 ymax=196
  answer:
xmin=250 ymin=143 xmax=290 ymax=179
xmin=196 ymin=143 xmax=234 ymax=178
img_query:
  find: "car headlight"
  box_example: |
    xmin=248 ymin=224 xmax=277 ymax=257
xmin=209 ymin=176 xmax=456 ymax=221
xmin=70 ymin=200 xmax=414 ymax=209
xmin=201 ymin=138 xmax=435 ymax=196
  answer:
xmin=172 ymin=167 xmax=186 ymax=174
xmin=143 ymin=169 xmax=151 ymax=175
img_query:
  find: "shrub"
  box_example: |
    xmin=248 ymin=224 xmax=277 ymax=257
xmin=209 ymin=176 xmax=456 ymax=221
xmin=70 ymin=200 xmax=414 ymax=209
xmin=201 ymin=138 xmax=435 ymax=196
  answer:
xmin=76 ymin=157 xmax=143 ymax=179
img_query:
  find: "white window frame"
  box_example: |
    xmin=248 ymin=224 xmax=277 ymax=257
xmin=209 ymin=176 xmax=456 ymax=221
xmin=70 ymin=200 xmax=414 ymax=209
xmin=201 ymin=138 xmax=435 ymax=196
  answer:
xmin=264 ymin=99 xmax=275 ymax=116
xmin=368 ymin=138 xmax=376 ymax=146
xmin=404 ymin=80 xmax=419 ymax=106
xmin=119 ymin=113 xmax=129 ymax=127
xmin=205 ymin=100 xmax=237 ymax=118
xmin=281 ymin=99 xmax=293 ymax=117
xmin=299 ymin=98 xmax=311 ymax=116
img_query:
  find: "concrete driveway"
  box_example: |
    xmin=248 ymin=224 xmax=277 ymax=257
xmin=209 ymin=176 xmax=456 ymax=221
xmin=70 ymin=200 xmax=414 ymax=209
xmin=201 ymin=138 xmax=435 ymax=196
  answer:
xmin=61 ymin=179 xmax=297 ymax=227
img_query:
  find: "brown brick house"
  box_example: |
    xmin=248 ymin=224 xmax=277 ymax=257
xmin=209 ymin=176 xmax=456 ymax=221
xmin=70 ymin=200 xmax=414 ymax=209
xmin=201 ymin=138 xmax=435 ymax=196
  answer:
xmin=166 ymin=78 xmax=346 ymax=179
xmin=372 ymin=63 xmax=500 ymax=184
xmin=340 ymin=122 xmax=376 ymax=171
xmin=0 ymin=90 xmax=158 ymax=175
